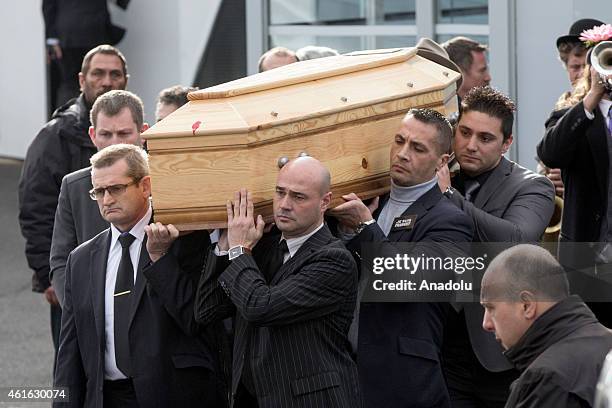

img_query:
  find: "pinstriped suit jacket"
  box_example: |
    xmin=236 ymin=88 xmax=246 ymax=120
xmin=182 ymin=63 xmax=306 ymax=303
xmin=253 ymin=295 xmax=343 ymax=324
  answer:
xmin=196 ymin=225 xmax=362 ymax=408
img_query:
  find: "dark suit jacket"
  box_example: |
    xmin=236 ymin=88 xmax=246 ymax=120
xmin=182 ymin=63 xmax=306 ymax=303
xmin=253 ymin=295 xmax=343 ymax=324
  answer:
xmin=51 ymin=166 xmax=108 ymax=306
xmin=42 ymin=0 xmax=127 ymax=48
xmin=447 ymin=157 xmax=555 ymax=372
xmin=538 ymin=101 xmax=607 ymax=244
xmin=346 ymin=185 xmax=474 ymax=408
xmin=53 ymin=228 xmax=221 ymax=408
xmin=196 ymin=225 xmax=362 ymax=408
xmin=537 ymin=101 xmax=612 ymax=327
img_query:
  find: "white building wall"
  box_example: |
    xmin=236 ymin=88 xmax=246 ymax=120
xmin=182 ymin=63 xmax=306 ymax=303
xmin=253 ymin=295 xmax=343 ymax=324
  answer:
xmin=0 ymin=2 xmax=47 ymax=159
xmin=1 ymin=0 xmax=221 ymax=159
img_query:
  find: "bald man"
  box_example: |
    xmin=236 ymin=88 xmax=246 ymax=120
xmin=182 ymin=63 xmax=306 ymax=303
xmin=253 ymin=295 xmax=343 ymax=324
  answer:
xmin=196 ymin=157 xmax=362 ymax=408
xmin=481 ymin=244 xmax=612 ymax=408
xmin=258 ymin=46 xmax=297 ymax=72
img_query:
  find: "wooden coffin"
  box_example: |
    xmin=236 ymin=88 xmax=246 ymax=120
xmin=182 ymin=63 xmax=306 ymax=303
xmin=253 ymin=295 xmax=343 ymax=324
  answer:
xmin=143 ymin=47 xmax=460 ymax=230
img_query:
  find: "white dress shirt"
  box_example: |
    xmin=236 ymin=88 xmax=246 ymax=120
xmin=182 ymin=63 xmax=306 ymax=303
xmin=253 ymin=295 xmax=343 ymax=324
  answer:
xmin=214 ymin=222 xmax=325 ymax=263
xmin=104 ymin=206 xmax=152 ymax=380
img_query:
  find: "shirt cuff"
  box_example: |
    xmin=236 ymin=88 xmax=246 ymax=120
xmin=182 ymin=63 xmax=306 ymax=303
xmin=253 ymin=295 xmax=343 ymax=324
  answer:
xmin=214 ymin=244 xmax=228 ymax=256
xmin=584 ymin=108 xmax=595 ymax=120
xmin=337 ymin=228 xmax=357 ymax=242
xmin=46 ymin=38 xmax=60 ymax=46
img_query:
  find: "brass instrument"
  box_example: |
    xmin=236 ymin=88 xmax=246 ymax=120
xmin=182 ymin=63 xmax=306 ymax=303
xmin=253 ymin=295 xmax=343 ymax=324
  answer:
xmin=591 ymin=41 xmax=612 ymax=91
xmin=542 ymin=195 xmax=564 ymax=242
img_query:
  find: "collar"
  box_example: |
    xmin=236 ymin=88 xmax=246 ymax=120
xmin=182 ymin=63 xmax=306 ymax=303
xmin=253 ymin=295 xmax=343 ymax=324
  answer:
xmin=459 ymin=159 xmax=498 ymax=185
xmin=282 ymin=222 xmax=324 ymax=258
xmin=390 ymin=176 xmax=438 ymax=203
xmin=110 ymin=205 xmax=152 ymax=249
xmin=599 ymin=98 xmax=612 ymax=118
xmin=503 ymin=295 xmax=598 ymax=372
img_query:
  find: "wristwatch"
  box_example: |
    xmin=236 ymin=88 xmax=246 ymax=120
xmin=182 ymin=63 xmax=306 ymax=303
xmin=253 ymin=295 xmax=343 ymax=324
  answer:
xmin=355 ymin=219 xmax=376 ymax=234
xmin=228 ymin=245 xmax=252 ymax=260
xmin=443 ymin=186 xmax=454 ymax=199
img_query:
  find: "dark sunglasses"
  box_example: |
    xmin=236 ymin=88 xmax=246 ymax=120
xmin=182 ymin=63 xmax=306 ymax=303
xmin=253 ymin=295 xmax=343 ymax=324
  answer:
xmin=89 ymin=179 xmax=140 ymax=200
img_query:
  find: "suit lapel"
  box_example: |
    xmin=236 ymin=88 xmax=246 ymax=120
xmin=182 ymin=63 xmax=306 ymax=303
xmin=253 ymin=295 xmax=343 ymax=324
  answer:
xmin=587 ymin=111 xmax=609 ymax=202
xmin=386 ymin=185 xmax=439 ymax=242
xmin=128 ymin=236 xmax=150 ymax=327
xmin=473 ymin=157 xmax=512 ymax=209
xmin=90 ymin=231 xmax=111 ymax=343
xmin=270 ymin=226 xmax=332 ymax=285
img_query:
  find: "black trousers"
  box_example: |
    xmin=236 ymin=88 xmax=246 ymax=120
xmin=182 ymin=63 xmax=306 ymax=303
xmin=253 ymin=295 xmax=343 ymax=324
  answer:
xmin=51 ymin=304 xmax=62 ymax=375
xmin=103 ymin=379 xmax=139 ymax=408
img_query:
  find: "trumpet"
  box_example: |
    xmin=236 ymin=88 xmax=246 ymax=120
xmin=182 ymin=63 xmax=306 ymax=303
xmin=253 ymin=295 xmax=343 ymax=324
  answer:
xmin=591 ymin=40 xmax=612 ymax=91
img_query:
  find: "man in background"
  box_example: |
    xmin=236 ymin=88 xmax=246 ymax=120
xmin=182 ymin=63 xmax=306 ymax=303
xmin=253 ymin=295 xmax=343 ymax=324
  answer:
xmin=19 ymin=44 xmax=128 ymax=361
xmin=538 ymin=18 xmax=604 ymax=197
xmin=50 ymin=90 xmax=147 ymax=306
xmin=155 ymin=85 xmax=198 ymax=122
xmin=43 ymin=0 xmax=130 ymax=107
xmin=443 ymin=36 xmax=491 ymax=100
xmin=258 ymin=46 xmax=298 ymax=72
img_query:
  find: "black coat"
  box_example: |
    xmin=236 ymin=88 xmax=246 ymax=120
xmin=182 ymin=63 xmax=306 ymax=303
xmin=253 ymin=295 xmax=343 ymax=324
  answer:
xmin=346 ymin=186 xmax=474 ymax=408
xmin=537 ymin=101 xmax=612 ymax=327
xmin=537 ymin=101 xmax=608 ymax=244
xmin=53 ymin=229 xmax=222 ymax=407
xmin=18 ymin=95 xmax=95 ymax=292
xmin=42 ymin=0 xmax=128 ymax=48
xmin=504 ymin=296 xmax=612 ymax=408
xmin=196 ymin=226 xmax=362 ymax=408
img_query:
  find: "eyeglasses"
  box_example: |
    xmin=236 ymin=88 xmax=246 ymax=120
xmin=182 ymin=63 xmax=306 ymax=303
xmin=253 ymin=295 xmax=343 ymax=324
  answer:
xmin=89 ymin=180 xmax=140 ymax=200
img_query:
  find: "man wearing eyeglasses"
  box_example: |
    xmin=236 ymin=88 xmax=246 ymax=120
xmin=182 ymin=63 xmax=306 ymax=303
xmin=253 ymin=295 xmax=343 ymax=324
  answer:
xmin=50 ymin=89 xmax=146 ymax=307
xmin=53 ymin=144 xmax=221 ymax=407
xmin=19 ymin=45 xmax=128 ymax=367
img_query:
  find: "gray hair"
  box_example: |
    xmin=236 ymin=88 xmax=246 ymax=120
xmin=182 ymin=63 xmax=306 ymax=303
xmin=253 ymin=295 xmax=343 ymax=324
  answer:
xmin=90 ymin=144 xmax=149 ymax=181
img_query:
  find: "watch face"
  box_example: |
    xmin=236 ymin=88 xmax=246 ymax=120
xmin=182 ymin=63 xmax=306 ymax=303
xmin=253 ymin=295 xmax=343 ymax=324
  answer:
xmin=229 ymin=247 xmax=242 ymax=259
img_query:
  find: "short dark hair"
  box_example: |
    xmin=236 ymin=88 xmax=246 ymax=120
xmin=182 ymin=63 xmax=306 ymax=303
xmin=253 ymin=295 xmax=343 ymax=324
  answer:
xmin=90 ymin=90 xmax=144 ymax=130
xmin=459 ymin=86 xmax=516 ymax=142
xmin=484 ymin=244 xmax=569 ymax=302
xmin=81 ymin=44 xmax=128 ymax=77
xmin=557 ymin=40 xmax=587 ymax=65
xmin=406 ymin=108 xmax=452 ymax=155
xmin=442 ymin=36 xmax=487 ymax=72
xmin=157 ymin=85 xmax=198 ymax=108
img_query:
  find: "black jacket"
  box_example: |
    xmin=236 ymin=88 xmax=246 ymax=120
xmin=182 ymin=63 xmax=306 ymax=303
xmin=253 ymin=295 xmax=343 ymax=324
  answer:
xmin=19 ymin=95 xmax=96 ymax=292
xmin=53 ymin=229 xmax=222 ymax=407
xmin=537 ymin=101 xmax=608 ymax=244
xmin=504 ymin=296 xmax=612 ymax=408
xmin=42 ymin=0 xmax=128 ymax=48
xmin=347 ymin=186 xmax=474 ymax=408
xmin=196 ymin=226 xmax=361 ymax=408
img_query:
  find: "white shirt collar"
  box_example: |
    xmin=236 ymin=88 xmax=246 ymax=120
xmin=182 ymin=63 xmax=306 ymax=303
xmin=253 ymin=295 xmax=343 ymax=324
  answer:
xmin=110 ymin=205 xmax=152 ymax=249
xmin=282 ymin=222 xmax=325 ymax=258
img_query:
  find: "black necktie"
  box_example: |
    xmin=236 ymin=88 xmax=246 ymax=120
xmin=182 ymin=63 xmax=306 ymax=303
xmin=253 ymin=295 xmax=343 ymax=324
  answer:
xmin=265 ymin=239 xmax=289 ymax=282
xmin=114 ymin=232 xmax=135 ymax=377
xmin=464 ymin=179 xmax=481 ymax=202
